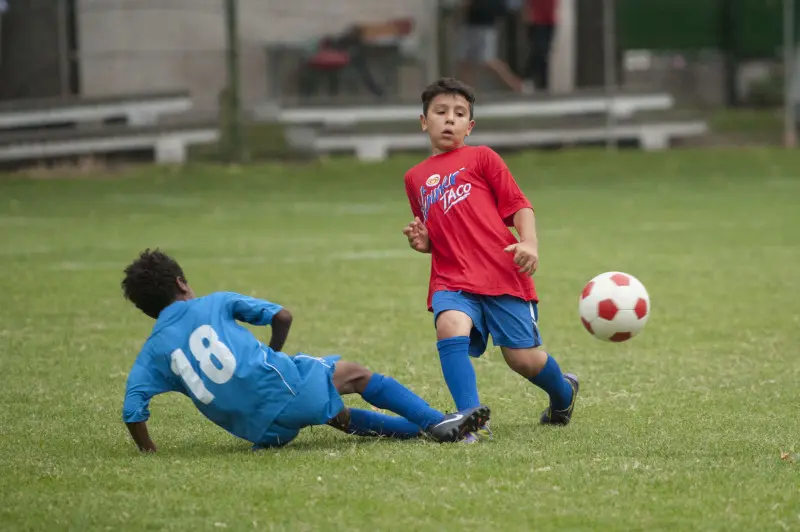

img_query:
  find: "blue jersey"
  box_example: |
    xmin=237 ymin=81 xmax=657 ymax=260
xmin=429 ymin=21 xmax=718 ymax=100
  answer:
xmin=122 ymin=292 xmax=307 ymax=444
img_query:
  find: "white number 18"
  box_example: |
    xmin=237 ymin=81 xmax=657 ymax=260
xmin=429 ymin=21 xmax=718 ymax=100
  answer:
xmin=169 ymin=325 xmax=236 ymax=404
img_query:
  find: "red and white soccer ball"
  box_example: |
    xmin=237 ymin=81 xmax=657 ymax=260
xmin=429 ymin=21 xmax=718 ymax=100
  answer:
xmin=578 ymin=271 xmax=650 ymax=342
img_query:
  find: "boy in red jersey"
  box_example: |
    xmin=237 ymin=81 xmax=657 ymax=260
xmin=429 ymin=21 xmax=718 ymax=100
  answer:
xmin=402 ymin=78 xmax=578 ymax=442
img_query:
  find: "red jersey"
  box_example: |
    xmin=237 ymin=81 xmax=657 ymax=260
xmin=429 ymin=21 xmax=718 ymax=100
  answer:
xmin=404 ymin=145 xmax=538 ymax=311
xmin=526 ymin=0 xmax=557 ymax=25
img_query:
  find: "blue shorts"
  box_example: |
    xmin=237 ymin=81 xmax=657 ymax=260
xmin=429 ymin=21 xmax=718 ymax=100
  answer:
xmin=432 ymin=290 xmax=542 ymax=358
xmin=255 ymin=354 xmax=344 ymax=449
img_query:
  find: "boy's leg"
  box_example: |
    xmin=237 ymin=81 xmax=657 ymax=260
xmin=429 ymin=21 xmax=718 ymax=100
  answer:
xmin=327 ymin=407 xmax=422 ymax=440
xmin=266 ymin=355 xmax=422 ymax=443
xmin=431 ymin=290 xmax=488 ymax=411
xmin=483 ymin=297 xmax=579 ymax=426
xmin=332 ymin=359 xmax=490 ymax=443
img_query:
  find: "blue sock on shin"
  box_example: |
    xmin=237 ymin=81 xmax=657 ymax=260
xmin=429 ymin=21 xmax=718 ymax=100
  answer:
xmin=529 ymin=354 xmax=574 ymax=411
xmin=346 ymin=408 xmax=422 ymax=439
xmin=361 ymin=374 xmax=445 ymax=429
xmin=437 ymin=336 xmax=480 ymax=410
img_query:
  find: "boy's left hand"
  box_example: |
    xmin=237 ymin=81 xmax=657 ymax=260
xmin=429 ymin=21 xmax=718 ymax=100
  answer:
xmin=504 ymin=241 xmax=539 ymax=275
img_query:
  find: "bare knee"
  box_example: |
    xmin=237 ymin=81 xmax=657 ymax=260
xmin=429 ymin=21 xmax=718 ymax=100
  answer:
xmin=435 ymin=310 xmax=473 ymax=340
xmin=332 ymin=361 xmax=373 ymax=395
xmin=501 ymin=347 xmax=548 ymax=378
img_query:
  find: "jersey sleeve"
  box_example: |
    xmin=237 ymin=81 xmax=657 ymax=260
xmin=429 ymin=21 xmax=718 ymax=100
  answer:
xmin=122 ymin=355 xmax=173 ymax=424
xmin=222 ymin=292 xmax=283 ymax=326
xmin=480 ymin=146 xmax=533 ymax=226
xmin=404 ymin=173 xmax=424 ymax=221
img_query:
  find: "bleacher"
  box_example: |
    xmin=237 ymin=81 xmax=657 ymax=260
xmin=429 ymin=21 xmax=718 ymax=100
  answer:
xmin=0 ymin=91 xmax=219 ymax=167
xmin=256 ymin=90 xmax=674 ymax=125
xmin=256 ymin=89 xmax=709 ymax=162
xmin=0 ymin=88 xmax=710 ymax=167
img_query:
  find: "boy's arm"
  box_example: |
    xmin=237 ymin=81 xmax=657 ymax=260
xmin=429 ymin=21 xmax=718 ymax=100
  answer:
xmin=227 ymin=293 xmax=283 ymax=326
xmin=513 ymin=207 xmax=537 ymax=246
xmin=122 ymin=361 xmax=169 ymax=453
xmin=480 ymin=147 xmax=539 ymax=274
xmin=267 ymin=308 xmax=292 ymax=352
xmin=126 ymin=421 xmax=157 ymax=452
xmin=223 ymin=292 xmax=293 ymax=351
xmin=506 ymin=208 xmax=539 ymax=275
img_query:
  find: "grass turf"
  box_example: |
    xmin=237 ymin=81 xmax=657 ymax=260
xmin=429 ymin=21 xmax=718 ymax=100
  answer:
xmin=1 ymin=147 xmax=798 ymax=531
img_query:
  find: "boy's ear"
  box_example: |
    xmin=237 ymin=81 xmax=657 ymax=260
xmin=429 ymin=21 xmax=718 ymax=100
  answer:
xmin=420 ymin=114 xmax=427 ymax=132
xmin=176 ymin=276 xmax=190 ymax=293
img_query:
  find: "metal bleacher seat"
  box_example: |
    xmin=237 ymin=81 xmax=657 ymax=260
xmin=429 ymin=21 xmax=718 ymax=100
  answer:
xmin=0 ymin=122 xmax=219 ymax=166
xmin=258 ymin=89 xmax=709 ymax=161
xmin=256 ymin=89 xmax=675 ymax=126
xmin=0 ymin=91 xmax=219 ymax=165
xmin=0 ymin=91 xmax=192 ymax=129
xmin=303 ymin=114 xmax=709 ymax=162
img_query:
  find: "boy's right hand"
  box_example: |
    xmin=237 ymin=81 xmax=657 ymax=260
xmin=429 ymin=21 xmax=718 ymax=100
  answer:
xmin=402 ymin=217 xmax=431 ymax=253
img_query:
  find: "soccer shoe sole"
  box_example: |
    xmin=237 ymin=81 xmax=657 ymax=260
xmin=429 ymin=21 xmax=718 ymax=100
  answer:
xmin=430 ymin=405 xmax=491 ymax=443
xmin=461 ymin=423 xmax=494 ymax=444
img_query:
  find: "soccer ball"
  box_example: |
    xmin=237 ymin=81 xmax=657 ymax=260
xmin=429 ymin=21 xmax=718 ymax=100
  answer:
xmin=578 ymin=271 xmax=650 ymax=342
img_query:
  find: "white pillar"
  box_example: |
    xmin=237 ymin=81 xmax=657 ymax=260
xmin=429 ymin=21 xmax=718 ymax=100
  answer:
xmin=551 ymin=0 xmax=576 ymax=94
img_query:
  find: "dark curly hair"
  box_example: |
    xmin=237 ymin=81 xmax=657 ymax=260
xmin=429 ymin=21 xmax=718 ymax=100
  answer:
xmin=421 ymin=77 xmax=476 ymax=120
xmin=121 ymin=248 xmax=187 ymax=319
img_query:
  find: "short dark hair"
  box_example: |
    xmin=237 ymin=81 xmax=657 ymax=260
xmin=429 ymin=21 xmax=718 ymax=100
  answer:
xmin=421 ymin=77 xmax=476 ymax=119
xmin=121 ymin=248 xmax=187 ymax=319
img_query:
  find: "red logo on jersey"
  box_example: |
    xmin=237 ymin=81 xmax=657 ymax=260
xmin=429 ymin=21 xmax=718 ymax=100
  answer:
xmin=425 ymin=174 xmax=441 ymax=187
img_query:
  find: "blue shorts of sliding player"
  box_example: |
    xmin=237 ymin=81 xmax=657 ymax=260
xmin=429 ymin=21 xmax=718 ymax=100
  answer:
xmin=254 ymin=354 xmax=344 ymax=449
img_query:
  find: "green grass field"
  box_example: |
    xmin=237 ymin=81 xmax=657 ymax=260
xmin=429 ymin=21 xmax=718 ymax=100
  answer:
xmin=1 ymin=148 xmax=798 ymax=531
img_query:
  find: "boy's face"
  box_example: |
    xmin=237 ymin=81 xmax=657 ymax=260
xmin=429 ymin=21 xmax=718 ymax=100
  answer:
xmin=420 ymin=93 xmax=475 ymax=154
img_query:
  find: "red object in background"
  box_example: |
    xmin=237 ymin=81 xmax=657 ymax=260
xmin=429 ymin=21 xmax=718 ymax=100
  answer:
xmin=307 ymin=48 xmax=350 ymax=70
xmin=527 ymin=0 xmax=558 ymax=25
xmin=392 ymin=17 xmax=414 ymax=36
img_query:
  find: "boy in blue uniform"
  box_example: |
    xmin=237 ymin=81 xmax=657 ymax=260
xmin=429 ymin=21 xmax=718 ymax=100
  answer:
xmin=121 ymin=249 xmax=489 ymax=452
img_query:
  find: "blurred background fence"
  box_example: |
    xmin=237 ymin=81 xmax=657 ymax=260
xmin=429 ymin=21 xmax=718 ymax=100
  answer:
xmin=0 ymin=0 xmax=798 ymax=167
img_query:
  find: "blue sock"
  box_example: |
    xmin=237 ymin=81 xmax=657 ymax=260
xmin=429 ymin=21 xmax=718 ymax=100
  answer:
xmin=437 ymin=336 xmax=480 ymax=410
xmin=530 ymin=354 xmax=574 ymax=411
xmin=346 ymin=408 xmax=422 ymax=439
xmin=362 ymin=374 xmax=445 ymax=429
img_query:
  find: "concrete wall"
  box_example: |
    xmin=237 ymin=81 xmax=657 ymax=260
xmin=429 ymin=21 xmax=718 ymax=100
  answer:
xmin=77 ymin=0 xmax=428 ymax=113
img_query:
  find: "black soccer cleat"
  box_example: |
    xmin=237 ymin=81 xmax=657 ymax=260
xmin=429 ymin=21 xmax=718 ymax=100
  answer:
xmin=426 ymin=405 xmax=491 ymax=443
xmin=540 ymin=373 xmax=580 ymax=426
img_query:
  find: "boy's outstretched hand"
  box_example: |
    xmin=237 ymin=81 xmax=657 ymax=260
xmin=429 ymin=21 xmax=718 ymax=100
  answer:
xmin=504 ymin=241 xmax=539 ymax=275
xmin=403 ymin=217 xmax=431 ymax=253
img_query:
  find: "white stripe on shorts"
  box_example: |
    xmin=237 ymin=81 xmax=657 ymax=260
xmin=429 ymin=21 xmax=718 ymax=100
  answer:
xmin=294 ymin=354 xmax=332 ymax=368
